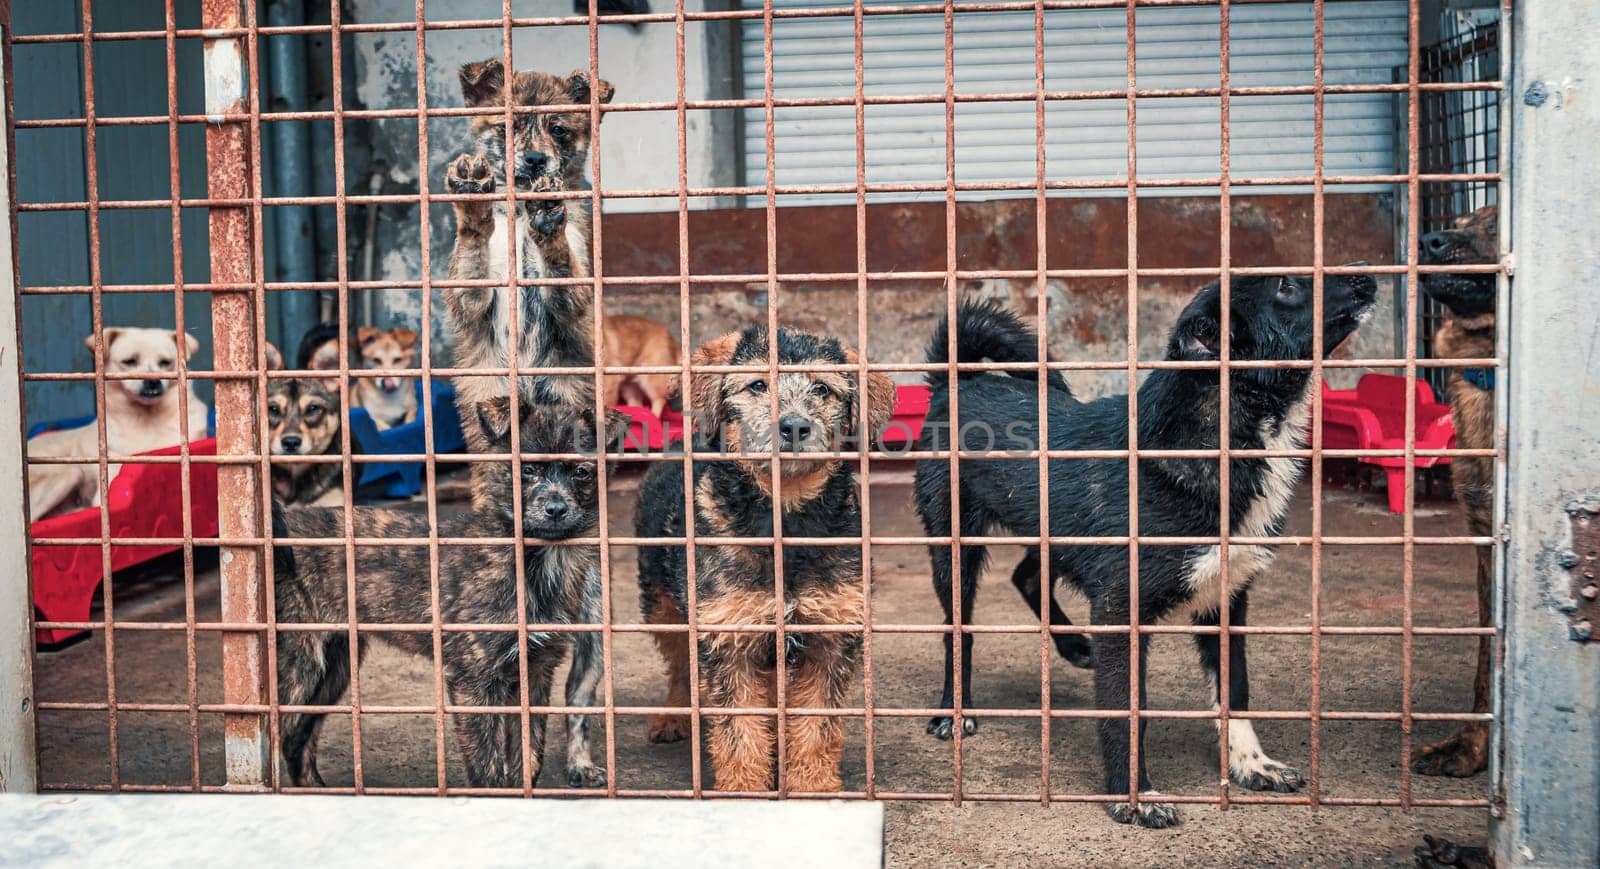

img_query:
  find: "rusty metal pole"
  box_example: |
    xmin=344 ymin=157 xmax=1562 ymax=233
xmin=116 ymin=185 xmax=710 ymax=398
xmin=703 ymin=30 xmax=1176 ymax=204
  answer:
xmin=203 ymin=0 xmax=267 ymax=787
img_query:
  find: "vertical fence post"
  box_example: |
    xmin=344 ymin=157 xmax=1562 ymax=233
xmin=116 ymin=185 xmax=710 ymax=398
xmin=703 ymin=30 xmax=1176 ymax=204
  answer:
xmin=0 ymin=3 xmax=39 ymax=795
xmin=1495 ymin=0 xmax=1600 ymax=863
xmin=203 ymin=0 xmax=267 ymax=787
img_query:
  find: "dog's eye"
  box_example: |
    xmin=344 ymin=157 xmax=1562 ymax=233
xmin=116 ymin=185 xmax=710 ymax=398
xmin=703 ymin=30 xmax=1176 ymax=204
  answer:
xmin=267 ymin=406 xmax=282 ymax=422
xmin=520 ymin=464 xmax=538 ymax=480
xmin=120 ymin=357 xmax=138 ymax=367
xmin=809 ymin=381 xmax=832 ymax=399
xmin=1275 ymin=277 xmax=1301 ymax=302
xmin=158 ymin=359 xmax=173 ymax=369
xmin=572 ymin=465 xmax=594 ymax=481
xmin=746 ymin=379 xmax=767 ymax=395
xmin=548 ymin=124 xmax=571 ymax=144
xmin=304 ymin=404 xmax=323 ymax=419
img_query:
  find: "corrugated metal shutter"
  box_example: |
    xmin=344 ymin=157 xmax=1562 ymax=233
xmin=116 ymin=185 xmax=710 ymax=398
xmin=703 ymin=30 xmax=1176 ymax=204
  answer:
xmin=743 ymin=0 xmax=1408 ymax=203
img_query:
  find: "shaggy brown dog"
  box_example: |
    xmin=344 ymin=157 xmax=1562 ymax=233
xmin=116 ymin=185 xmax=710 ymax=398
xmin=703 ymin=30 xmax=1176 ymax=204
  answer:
xmin=1414 ymin=204 xmax=1498 ymax=778
xmin=635 ymin=327 xmax=894 ymax=792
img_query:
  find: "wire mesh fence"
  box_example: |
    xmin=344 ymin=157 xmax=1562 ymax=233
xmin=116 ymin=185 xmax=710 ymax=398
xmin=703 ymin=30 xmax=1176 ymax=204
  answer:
xmin=9 ymin=0 xmax=1503 ymax=822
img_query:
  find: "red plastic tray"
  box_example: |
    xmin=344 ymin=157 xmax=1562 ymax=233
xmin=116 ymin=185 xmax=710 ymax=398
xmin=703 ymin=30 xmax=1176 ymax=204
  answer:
xmin=31 ymin=438 xmax=219 ymax=645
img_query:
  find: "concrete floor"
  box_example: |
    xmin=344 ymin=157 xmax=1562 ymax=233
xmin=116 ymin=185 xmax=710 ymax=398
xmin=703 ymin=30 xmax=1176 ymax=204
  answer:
xmin=32 ymin=468 xmax=1488 ymax=866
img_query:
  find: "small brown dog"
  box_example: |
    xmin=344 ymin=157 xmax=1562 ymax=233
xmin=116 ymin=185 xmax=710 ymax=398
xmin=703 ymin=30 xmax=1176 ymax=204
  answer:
xmin=27 ymin=328 xmax=209 ymax=521
xmin=353 ymin=326 xmax=419 ymax=429
xmin=1414 ymin=205 xmax=1498 ymax=779
xmin=274 ymin=398 xmax=615 ymax=789
xmin=601 ymin=314 xmax=680 ymax=416
xmin=636 ymin=326 xmax=894 ymax=792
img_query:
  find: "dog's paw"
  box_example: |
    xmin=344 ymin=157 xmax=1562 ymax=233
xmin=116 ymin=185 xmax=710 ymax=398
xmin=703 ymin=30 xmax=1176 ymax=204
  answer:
xmin=446 ymin=153 xmax=495 ymax=195
xmin=1055 ymin=634 xmax=1094 ymax=669
xmin=1105 ymin=798 xmax=1180 ymax=829
xmin=1412 ymin=727 xmax=1489 ymax=778
xmin=647 ymin=713 xmax=690 ymax=744
xmin=926 ymin=715 xmax=978 ymax=741
xmin=528 ymin=175 xmax=567 ymax=239
xmin=1232 ymin=759 xmax=1304 ymax=793
xmin=566 ymin=762 xmax=607 ymax=788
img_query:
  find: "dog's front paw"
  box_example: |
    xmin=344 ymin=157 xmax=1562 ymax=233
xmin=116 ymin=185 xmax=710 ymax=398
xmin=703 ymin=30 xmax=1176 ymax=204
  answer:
xmin=647 ymin=713 xmax=690 ymax=744
xmin=1412 ymin=726 xmax=1489 ymax=778
xmin=1232 ymin=759 xmax=1304 ymax=793
xmin=1105 ymin=797 xmax=1180 ymax=829
xmin=528 ymin=175 xmax=567 ymax=239
xmin=566 ymin=761 xmax=607 ymax=788
xmin=447 ymin=153 xmax=495 ymax=195
xmin=926 ymin=715 xmax=978 ymax=741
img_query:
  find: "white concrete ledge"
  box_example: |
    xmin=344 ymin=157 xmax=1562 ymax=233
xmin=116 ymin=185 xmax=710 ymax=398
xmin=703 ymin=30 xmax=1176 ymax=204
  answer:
xmin=0 ymin=794 xmax=884 ymax=868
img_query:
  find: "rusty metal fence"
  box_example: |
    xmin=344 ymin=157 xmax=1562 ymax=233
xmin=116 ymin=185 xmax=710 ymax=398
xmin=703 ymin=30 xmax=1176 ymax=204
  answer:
xmin=7 ymin=0 xmax=1505 ymax=820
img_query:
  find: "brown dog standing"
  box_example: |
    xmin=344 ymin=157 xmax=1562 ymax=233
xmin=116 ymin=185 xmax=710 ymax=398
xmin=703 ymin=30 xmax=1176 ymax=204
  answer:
xmin=601 ymin=314 xmax=680 ymax=416
xmin=1414 ymin=205 xmax=1498 ymax=778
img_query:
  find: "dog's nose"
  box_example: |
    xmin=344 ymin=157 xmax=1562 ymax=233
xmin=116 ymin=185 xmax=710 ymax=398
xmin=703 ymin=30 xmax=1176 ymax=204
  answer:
xmin=1420 ymin=231 xmax=1451 ymax=259
xmin=140 ymin=379 xmax=164 ymax=394
xmin=279 ymin=435 xmax=302 ymax=452
xmin=517 ymin=151 xmax=549 ymax=179
xmin=542 ymin=498 xmax=569 ymax=521
xmin=778 ymin=416 xmax=814 ymax=447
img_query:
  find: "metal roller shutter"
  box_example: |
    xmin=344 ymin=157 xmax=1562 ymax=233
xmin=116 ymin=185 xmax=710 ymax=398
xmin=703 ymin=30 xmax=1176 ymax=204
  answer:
xmin=743 ymin=0 xmax=1409 ymax=203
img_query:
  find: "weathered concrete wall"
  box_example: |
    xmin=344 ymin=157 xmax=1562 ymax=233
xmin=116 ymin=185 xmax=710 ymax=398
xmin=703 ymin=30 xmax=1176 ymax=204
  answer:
xmin=601 ymin=193 xmax=1400 ymax=397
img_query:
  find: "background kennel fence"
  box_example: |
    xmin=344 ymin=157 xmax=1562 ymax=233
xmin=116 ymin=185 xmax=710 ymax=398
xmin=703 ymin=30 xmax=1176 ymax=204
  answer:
xmin=0 ymin=0 xmax=1594 ymax=865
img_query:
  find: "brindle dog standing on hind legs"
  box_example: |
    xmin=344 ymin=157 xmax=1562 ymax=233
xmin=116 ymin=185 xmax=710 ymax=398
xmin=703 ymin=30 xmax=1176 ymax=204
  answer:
xmin=1413 ymin=205 xmax=1499 ymax=779
xmin=441 ymin=57 xmax=616 ymax=787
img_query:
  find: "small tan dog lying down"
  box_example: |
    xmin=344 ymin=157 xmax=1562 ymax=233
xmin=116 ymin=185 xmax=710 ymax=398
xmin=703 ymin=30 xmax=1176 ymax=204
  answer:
xmin=27 ymin=327 xmax=209 ymax=522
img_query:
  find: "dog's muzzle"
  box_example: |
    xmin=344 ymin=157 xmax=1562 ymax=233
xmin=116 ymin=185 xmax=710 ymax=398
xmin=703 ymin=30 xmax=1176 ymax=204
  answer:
xmin=139 ymin=380 xmax=167 ymax=399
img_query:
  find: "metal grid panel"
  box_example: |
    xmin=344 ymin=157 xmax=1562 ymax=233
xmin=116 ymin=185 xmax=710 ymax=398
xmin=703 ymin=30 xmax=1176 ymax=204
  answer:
xmin=7 ymin=0 xmax=1503 ymax=820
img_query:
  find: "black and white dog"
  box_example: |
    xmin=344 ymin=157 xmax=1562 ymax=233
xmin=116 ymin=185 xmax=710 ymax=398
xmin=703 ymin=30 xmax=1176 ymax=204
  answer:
xmin=914 ymin=271 xmax=1377 ymax=828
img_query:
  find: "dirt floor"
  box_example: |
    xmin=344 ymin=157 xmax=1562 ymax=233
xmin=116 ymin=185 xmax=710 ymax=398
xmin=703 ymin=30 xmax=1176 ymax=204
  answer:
xmin=32 ymin=466 xmax=1489 ymax=866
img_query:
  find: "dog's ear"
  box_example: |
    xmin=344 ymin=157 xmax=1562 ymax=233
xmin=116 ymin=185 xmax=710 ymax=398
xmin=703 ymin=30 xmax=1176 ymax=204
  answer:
xmin=566 ymin=71 xmax=615 ymax=108
xmin=689 ymin=331 xmax=743 ymax=440
xmin=476 ymin=396 xmax=515 ymax=443
xmin=459 ymin=58 xmax=506 ymax=107
xmin=86 ymin=328 xmax=123 ymax=357
xmin=391 ymin=327 xmax=418 ymax=351
xmin=170 ymin=330 xmax=200 ymax=360
xmin=1169 ymin=285 xmax=1223 ymax=362
xmin=843 ymin=348 xmax=896 ymax=437
xmin=264 ymin=342 xmax=285 ymax=371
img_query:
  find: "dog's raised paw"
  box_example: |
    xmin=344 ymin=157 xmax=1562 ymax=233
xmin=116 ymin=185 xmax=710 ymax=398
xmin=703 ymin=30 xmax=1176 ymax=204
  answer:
xmin=566 ymin=763 xmax=607 ymax=788
xmin=446 ymin=153 xmax=495 ymax=195
xmin=1056 ymin=635 xmax=1094 ymax=669
xmin=528 ymin=175 xmax=567 ymax=239
xmin=926 ymin=715 xmax=978 ymax=741
xmin=1105 ymin=799 xmax=1180 ymax=829
xmin=1233 ymin=760 xmax=1304 ymax=793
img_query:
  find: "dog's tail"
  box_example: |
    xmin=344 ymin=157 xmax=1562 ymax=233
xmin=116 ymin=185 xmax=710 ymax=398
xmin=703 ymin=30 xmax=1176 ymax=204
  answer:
xmin=925 ymin=299 xmax=1070 ymax=394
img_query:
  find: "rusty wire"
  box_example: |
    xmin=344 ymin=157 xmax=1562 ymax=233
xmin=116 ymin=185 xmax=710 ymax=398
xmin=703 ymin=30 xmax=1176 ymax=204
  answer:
xmin=10 ymin=0 xmax=1500 ymax=813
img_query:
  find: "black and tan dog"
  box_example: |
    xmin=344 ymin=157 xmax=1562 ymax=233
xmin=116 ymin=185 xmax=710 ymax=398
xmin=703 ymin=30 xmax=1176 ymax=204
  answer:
xmin=1413 ymin=205 xmax=1498 ymax=779
xmin=916 ymin=272 xmax=1377 ymax=827
xmin=273 ymin=397 xmax=617 ymax=789
xmin=636 ymin=327 xmax=894 ymax=792
xmin=443 ymin=58 xmax=614 ymax=444
xmin=268 ymin=375 xmax=344 ymax=507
